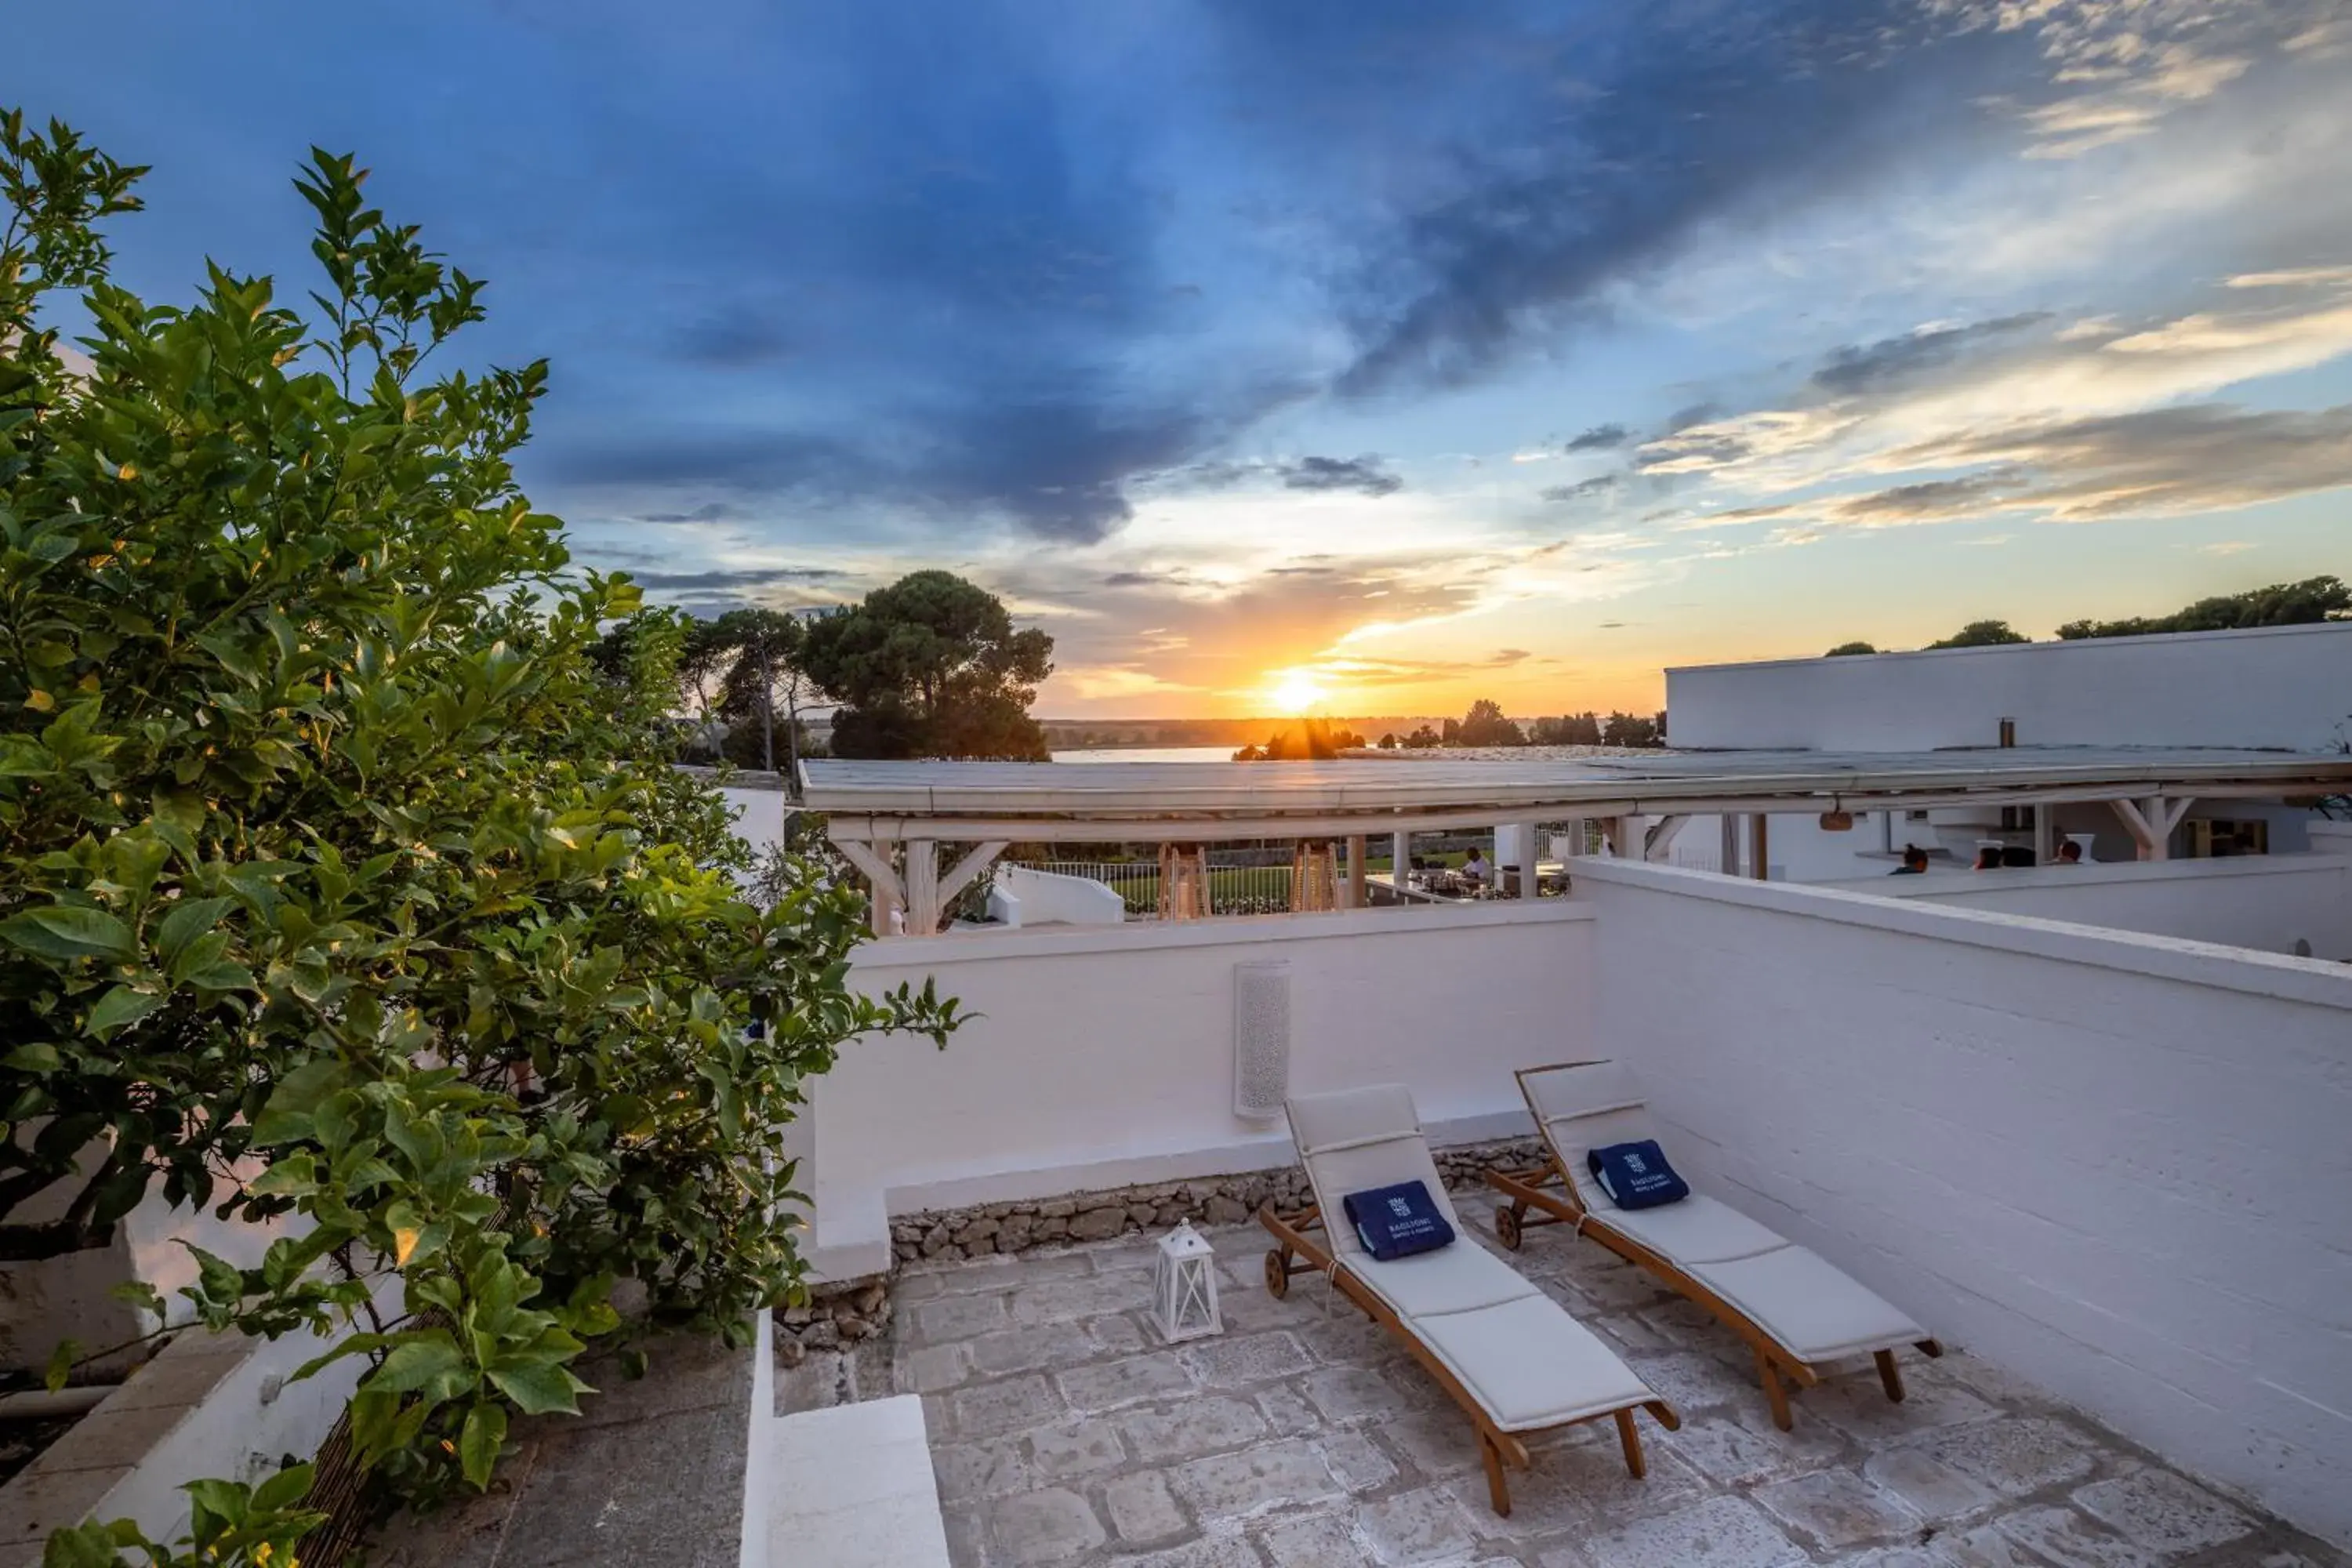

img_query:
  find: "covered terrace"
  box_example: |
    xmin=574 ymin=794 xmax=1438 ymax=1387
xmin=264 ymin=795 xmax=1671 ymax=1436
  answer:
xmin=801 ymin=748 xmax=2352 ymax=935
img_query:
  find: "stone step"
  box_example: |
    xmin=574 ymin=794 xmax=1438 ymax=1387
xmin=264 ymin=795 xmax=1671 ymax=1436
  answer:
xmin=756 ymin=1396 xmax=950 ymax=1568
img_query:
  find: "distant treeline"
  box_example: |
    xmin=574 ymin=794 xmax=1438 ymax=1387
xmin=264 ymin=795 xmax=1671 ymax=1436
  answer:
xmin=1826 ymin=575 xmax=2348 ymax=657
xmin=1236 ymin=700 xmax=1668 ymax=760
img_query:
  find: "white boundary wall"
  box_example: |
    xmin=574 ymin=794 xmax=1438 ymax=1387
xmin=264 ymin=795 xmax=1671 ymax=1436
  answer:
xmin=1567 ymin=856 xmax=2352 ymax=1547
xmin=1822 ymin=852 xmax=2352 ymax=960
xmin=1666 ymin=620 xmax=2352 ymax=751
xmin=806 ymin=902 xmax=1593 ymax=1276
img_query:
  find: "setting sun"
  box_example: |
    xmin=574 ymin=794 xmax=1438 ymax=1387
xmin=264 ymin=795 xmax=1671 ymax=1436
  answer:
xmin=1265 ymin=670 xmax=1330 ymax=715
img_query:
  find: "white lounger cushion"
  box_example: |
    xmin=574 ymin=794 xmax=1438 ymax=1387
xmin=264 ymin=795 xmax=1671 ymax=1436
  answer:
xmin=1519 ymin=1062 xmax=1925 ymax=1364
xmin=1287 ymin=1084 xmax=1656 ymax=1432
xmin=1595 ymin=1194 xmax=1785 ymax=1267
xmin=1418 ymin=1294 xmax=1653 ymax=1429
xmin=1690 ymin=1247 xmax=1922 ymax=1363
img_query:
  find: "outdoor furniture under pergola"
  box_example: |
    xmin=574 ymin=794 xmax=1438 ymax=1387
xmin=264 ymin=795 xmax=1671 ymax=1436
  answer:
xmin=800 ymin=747 xmax=2352 ymax=936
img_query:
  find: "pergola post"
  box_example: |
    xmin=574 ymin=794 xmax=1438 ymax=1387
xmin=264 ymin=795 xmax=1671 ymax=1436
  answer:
xmin=1514 ymin=821 xmax=1540 ymax=900
xmin=1747 ymin=814 xmax=1770 ymax=882
xmin=2111 ymin=796 xmax=2191 ymax=861
xmin=1347 ymin=834 xmax=1368 ymax=909
xmin=2032 ymin=804 xmax=2057 ymax=866
xmin=1391 ymin=829 xmax=1411 ymax=898
xmin=1719 ymin=814 xmax=1740 ymax=877
xmin=905 ymin=838 xmax=940 ymax=935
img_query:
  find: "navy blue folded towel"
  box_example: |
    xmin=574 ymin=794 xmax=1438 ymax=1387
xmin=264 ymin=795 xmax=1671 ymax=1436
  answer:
xmin=1586 ymin=1140 xmax=1690 ymax=1210
xmin=1342 ymin=1180 xmax=1456 ymax=1261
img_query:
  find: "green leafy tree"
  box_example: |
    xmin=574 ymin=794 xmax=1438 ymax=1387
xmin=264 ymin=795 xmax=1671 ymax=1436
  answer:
xmin=1530 ymin=712 xmax=1602 ymax=746
xmin=2055 ymin=575 xmax=2352 ymax=640
xmin=1926 ymin=619 xmax=2030 ymax=649
xmin=1601 ymin=710 xmax=1664 ymax=747
xmin=799 ymin=571 xmax=1053 ymax=760
xmin=1 ymin=113 xmax=957 ymax=1542
xmin=1455 ymin=699 xmax=1525 ymax=747
xmin=1824 ymin=641 xmax=1878 ymax=656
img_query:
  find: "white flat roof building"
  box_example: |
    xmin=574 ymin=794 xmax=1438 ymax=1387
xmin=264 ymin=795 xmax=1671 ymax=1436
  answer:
xmin=1667 ymin=619 xmax=2352 ymax=753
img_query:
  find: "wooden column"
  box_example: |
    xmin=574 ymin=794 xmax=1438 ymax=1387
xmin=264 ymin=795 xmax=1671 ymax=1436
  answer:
xmin=1347 ymin=834 xmax=1368 ymax=909
xmin=1515 ymin=821 xmax=1540 ymax=900
xmin=1719 ymin=815 xmax=1741 ymax=877
xmin=2032 ymin=804 xmax=2057 ymax=866
xmin=1391 ymin=830 xmax=1411 ymax=900
xmin=2111 ymin=796 xmax=2190 ymax=862
xmin=1747 ymin=814 xmax=1770 ymax=882
xmin=904 ymin=838 xmax=940 ymax=935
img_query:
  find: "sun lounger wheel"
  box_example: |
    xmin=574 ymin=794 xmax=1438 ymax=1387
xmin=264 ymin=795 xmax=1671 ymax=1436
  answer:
xmin=1264 ymin=1248 xmax=1291 ymax=1299
xmin=1494 ymin=1203 xmax=1523 ymax=1250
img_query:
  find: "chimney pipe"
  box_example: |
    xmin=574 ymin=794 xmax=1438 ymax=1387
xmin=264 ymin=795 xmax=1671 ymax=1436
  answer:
xmin=1998 ymin=717 xmax=2016 ymax=748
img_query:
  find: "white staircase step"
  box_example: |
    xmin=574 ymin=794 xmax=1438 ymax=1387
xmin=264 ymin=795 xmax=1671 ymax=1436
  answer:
xmin=759 ymin=1396 xmax=950 ymax=1567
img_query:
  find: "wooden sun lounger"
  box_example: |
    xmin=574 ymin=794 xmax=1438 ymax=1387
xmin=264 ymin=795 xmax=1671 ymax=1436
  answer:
xmin=1259 ymin=1083 xmax=1679 ymax=1515
xmin=1486 ymin=1060 xmax=1942 ymax=1430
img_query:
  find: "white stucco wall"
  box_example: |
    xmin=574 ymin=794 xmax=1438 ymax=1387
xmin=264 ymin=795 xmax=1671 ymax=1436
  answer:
xmin=1666 ymin=620 xmax=2352 ymax=752
xmin=1567 ymin=856 xmax=2352 ymax=1548
xmin=804 ymin=903 xmax=1592 ymax=1276
xmin=1826 ymin=853 xmax=2352 ymax=960
xmin=718 ymin=786 xmax=789 ymax=861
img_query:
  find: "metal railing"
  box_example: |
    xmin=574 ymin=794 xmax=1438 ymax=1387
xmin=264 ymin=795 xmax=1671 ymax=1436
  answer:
xmin=1010 ymin=858 xmax=1298 ymax=917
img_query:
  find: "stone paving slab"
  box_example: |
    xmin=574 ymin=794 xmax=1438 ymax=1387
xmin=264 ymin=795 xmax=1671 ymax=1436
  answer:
xmin=369 ymin=1330 xmax=752 ymax=1568
xmin=776 ymin=1217 xmax=2351 ymax=1568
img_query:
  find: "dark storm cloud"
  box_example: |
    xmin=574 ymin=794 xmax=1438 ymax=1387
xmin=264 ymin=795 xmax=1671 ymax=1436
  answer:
xmin=1564 ymin=424 xmax=1630 ymax=452
xmin=1303 ymin=2 xmax=2023 ymax=396
xmin=622 ymin=567 xmax=849 ymax=591
xmin=1889 ymin=403 xmax=2352 ymax=521
xmin=637 ymin=502 xmax=738 ymax=524
xmin=32 ymin=0 xmax=2329 ymax=560
xmin=1279 ymin=456 xmax=1403 ymax=496
xmin=554 ymin=390 xmax=1224 ymax=543
xmin=675 ymin=310 xmax=799 ymax=368
xmin=1541 ymin=474 xmax=1621 ymax=503
xmin=1811 ymin=314 xmax=2051 ymax=396
xmin=1828 ymin=474 xmax=2016 ymax=521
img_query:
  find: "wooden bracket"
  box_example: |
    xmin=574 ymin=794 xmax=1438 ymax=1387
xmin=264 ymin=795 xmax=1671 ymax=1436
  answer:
xmin=834 ymin=838 xmax=905 ymax=936
xmin=1643 ymin=815 xmax=1689 ymax=862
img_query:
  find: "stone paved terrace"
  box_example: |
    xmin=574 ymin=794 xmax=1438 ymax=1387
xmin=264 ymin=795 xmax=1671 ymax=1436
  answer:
xmin=780 ymin=1215 xmax=2348 ymax=1568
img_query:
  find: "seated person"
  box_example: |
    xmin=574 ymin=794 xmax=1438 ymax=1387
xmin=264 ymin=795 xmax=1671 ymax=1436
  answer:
xmin=1973 ymin=844 xmax=2005 ymax=871
xmin=2056 ymin=839 xmax=2084 ymax=865
xmin=1889 ymin=844 xmax=1930 ymax=875
xmin=1461 ymin=847 xmax=1490 ymax=884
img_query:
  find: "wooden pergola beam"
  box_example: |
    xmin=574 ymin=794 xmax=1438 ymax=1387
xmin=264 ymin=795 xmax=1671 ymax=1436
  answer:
xmin=819 ymin=778 xmax=2321 ymax=847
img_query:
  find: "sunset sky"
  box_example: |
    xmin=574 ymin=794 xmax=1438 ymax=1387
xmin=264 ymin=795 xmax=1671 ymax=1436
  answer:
xmin=20 ymin=1 xmax=2352 ymax=717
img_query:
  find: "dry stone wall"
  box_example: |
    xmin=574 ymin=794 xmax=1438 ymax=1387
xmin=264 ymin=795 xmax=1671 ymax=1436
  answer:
xmin=775 ymin=1136 xmax=1544 ymax=1364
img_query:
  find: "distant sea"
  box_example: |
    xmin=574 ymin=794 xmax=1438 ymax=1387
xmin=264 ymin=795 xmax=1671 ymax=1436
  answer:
xmin=1050 ymin=746 xmax=1238 ymax=764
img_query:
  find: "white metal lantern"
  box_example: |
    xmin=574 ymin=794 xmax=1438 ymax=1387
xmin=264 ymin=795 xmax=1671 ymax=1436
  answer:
xmin=1150 ymin=1221 xmax=1222 ymax=1344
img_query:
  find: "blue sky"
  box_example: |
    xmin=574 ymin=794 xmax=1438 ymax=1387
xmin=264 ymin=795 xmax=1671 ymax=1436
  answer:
xmin=18 ymin=0 xmax=2352 ymax=715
